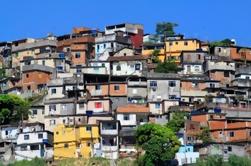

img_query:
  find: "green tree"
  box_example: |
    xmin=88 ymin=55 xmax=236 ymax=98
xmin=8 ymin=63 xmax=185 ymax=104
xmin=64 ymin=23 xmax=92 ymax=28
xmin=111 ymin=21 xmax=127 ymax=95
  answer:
xmin=151 ymin=49 xmax=161 ymax=63
xmin=136 ymin=123 xmax=180 ymax=166
xmin=155 ymin=60 xmax=179 ymax=73
xmin=196 ymin=127 xmax=211 ymax=144
xmin=0 ymin=94 xmax=30 ymax=124
xmin=209 ymin=38 xmax=233 ymax=54
xmin=156 ymin=22 xmax=178 ymax=36
xmin=166 ymin=112 xmax=187 ymax=133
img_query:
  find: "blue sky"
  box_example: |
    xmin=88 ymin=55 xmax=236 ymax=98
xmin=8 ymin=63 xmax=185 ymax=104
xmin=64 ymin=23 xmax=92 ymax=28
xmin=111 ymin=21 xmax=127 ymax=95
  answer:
xmin=1 ymin=0 xmax=251 ymax=46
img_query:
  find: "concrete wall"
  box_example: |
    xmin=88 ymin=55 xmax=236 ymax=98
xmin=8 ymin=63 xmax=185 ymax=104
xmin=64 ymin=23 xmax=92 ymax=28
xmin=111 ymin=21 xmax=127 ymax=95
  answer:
xmin=147 ymin=79 xmax=180 ymax=101
xmin=112 ymin=61 xmax=143 ymax=76
xmin=117 ymin=114 xmax=136 ymax=126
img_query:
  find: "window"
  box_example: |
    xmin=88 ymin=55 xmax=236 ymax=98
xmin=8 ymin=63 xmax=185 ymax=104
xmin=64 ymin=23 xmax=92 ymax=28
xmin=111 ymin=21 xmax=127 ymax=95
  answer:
xmin=150 ymin=81 xmax=157 ymax=87
xmin=95 ymin=85 xmax=101 ymax=90
xmin=218 ymin=48 xmax=222 ymax=52
xmin=32 ymin=109 xmax=37 ymax=115
xmin=111 ymin=42 xmax=114 ymax=48
xmin=51 ymin=88 xmax=56 ymax=94
xmin=49 ymin=105 xmax=56 ymax=112
xmin=24 ymin=135 xmax=29 ymax=140
xmin=169 ymin=42 xmax=173 ymax=46
xmin=229 ymin=131 xmax=235 ymax=137
xmin=114 ymin=85 xmax=120 ymax=91
xmin=184 ymin=41 xmax=188 ymax=46
xmin=210 ymin=83 xmax=215 ymax=88
xmin=116 ymin=65 xmax=121 ymax=71
xmin=50 ymin=120 xmax=56 ymax=125
xmin=95 ymin=102 xmax=102 ymax=109
xmin=30 ymin=145 xmax=39 ymax=150
xmin=102 ymin=63 xmax=105 ymax=67
xmin=75 ymin=53 xmax=81 ymax=58
xmin=20 ymin=145 xmax=27 ymax=151
xmin=224 ymin=71 xmax=229 ymax=77
xmin=27 ymin=85 xmax=31 ymax=90
xmin=197 ymin=54 xmax=201 ymax=60
xmin=42 ymin=60 xmax=45 ymax=66
xmin=87 ymin=142 xmax=91 ymax=147
xmin=169 ymin=81 xmax=176 ymax=87
xmin=175 ymin=42 xmax=178 ymax=45
xmin=63 ymin=119 xmax=66 ymax=124
xmin=192 ymin=82 xmax=199 ymax=88
xmin=124 ymin=114 xmax=130 ymax=120
xmin=97 ymin=45 xmax=100 ymax=50
xmin=86 ymin=126 xmax=91 ymax=131
xmin=64 ymin=143 xmax=69 ymax=148
xmin=228 ymin=146 xmax=232 ymax=152
xmin=26 ymin=74 xmax=29 ymax=78
xmin=155 ymin=103 xmax=161 ymax=109
xmin=103 ymin=44 xmax=106 ymax=48
xmin=38 ymin=133 xmax=43 ymax=139
xmin=77 ymin=68 xmax=81 ymax=73
xmin=135 ymin=64 xmax=141 ymax=70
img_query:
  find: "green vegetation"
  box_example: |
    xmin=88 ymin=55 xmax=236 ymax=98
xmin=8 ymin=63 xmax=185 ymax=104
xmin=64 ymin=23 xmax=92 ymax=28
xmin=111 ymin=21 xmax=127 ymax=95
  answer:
xmin=155 ymin=60 xmax=180 ymax=73
xmin=156 ymin=22 xmax=178 ymax=36
xmin=0 ymin=94 xmax=30 ymax=124
xmin=57 ymin=157 xmax=110 ymax=166
xmin=209 ymin=38 xmax=233 ymax=53
xmin=196 ymin=127 xmax=211 ymax=144
xmin=151 ymin=49 xmax=161 ymax=63
xmin=0 ymin=68 xmax=5 ymax=79
xmin=136 ymin=123 xmax=180 ymax=166
xmin=166 ymin=112 xmax=188 ymax=133
xmin=209 ymin=38 xmax=233 ymax=47
xmin=56 ymin=157 xmax=137 ymax=166
xmin=7 ymin=158 xmax=46 ymax=166
xmin=196 ymin=155 xmax=251 ymax=166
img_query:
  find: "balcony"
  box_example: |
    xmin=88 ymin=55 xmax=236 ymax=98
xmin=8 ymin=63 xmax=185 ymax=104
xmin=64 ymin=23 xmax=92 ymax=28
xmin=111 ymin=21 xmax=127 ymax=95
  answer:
xmin=100 ymin=128 xmax=118 ymax=135
xmin=12 ymin=40 xmax=57 ymax=52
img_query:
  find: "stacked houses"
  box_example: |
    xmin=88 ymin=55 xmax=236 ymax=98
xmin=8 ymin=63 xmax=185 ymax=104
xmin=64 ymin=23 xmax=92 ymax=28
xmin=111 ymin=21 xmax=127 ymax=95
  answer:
xmin=1 ymin=23 xmax=251 ymax=165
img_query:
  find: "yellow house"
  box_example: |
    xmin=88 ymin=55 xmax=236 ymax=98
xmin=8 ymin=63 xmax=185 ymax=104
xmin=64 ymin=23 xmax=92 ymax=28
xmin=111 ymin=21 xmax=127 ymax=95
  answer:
xmin=165 ymin=39 xmax=201 ymax=63
xmin=142 ymin=48 xmax=165 ymax=61
xmin=53 ymin=124 xmax=100 ymax=160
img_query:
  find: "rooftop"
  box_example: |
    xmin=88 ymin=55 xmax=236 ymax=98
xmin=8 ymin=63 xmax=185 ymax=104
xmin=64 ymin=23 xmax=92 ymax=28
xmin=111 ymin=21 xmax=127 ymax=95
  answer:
xmin=22 ymin=64 xmax=54 ymax=73
xmin=116 ymin=104 xmax=149 ymax=113
xmin=108 ymin=55 xmax=146 ymax=62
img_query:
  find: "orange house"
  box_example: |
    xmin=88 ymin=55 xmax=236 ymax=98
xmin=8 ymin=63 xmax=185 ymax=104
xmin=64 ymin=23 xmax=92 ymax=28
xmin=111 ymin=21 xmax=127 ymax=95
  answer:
xmin=190 ymin=112 xmax=251 ymax=143
xmin=22 ymin=64 xmax=54 ymax=92
xmin=57 ymin=27 xmax=95 ymax=66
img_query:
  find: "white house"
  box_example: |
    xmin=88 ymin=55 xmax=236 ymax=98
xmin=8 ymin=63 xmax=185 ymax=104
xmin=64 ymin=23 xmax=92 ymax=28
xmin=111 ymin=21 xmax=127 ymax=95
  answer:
xmin=116 ymin=104 xmax=149 ymax=127
xmin=108 ymin=55 xmax=146 ymax=76
xmin=15 ymin=123 xmax=53 ymax=161
xmin=95 ymin=32 xmax=131 ymax=61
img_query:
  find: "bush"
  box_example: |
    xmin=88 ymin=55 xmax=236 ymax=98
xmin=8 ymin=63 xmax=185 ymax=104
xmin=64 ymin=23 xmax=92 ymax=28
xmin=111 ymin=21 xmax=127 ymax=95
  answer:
xmin=8 ymin=158 xmax=46 ymax=166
